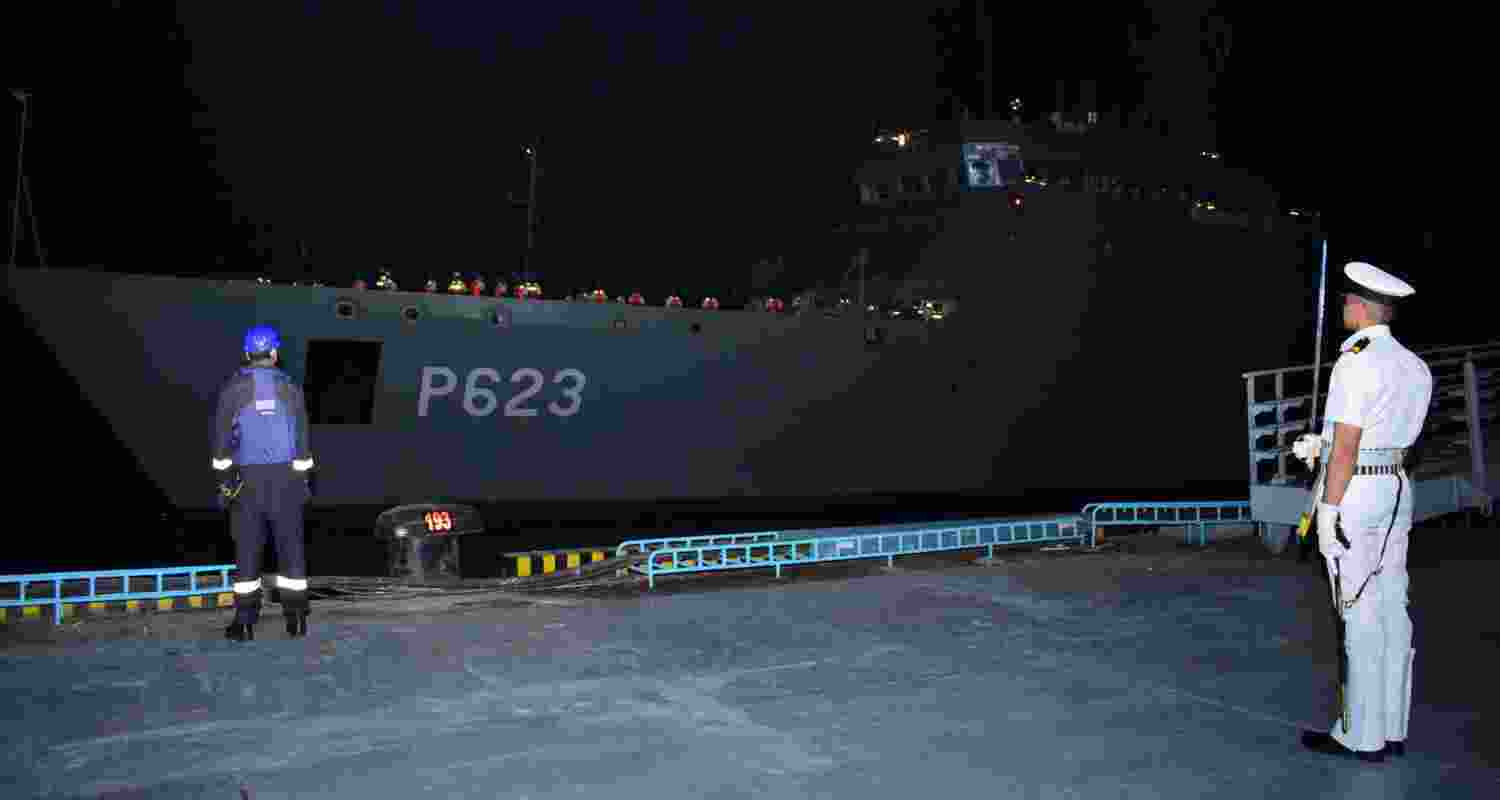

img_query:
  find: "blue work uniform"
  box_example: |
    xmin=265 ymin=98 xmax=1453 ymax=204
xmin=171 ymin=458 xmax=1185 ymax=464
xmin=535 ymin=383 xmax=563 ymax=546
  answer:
xmin=212 ymin=365 xmax=314 ymax=630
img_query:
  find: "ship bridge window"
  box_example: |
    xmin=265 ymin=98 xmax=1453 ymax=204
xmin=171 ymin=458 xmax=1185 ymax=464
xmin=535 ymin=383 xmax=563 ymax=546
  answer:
xmin=305 ymin=340 xmax=382 ymax=425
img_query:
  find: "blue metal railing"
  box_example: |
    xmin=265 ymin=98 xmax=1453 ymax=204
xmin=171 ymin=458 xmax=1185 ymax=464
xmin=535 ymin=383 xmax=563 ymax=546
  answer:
xmin=634 ymin=514 xmax=1086 ymax=589
xmin=616 ymin=530 xmax=789 ymax=559
xmin=3 ymin=503 xmax=1264 ymax=621
xmin=0 ymin=564 xmax=237 ymax=625
xmin=1081 ymin=500 xmax=1254 ymax=547
xmin=616 ymin=515 xmax=1094 ymax=559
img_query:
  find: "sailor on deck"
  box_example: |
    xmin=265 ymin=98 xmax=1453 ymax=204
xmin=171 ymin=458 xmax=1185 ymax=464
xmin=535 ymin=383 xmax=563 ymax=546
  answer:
xmin=1294 ymin=261 xmax=1433 ymax=761
xmin=213 ymin=325 xmax=317 ymax=641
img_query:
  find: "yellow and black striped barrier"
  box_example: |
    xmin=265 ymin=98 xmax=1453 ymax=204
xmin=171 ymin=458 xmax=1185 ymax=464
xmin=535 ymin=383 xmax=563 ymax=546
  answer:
xmin=505 ymin=548 xmax=609 ymax=578
xmin=0 ymin=593 xmax=235 ymax=624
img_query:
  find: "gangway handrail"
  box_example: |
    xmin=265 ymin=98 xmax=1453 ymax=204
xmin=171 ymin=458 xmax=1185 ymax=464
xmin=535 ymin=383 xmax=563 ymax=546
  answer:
xmin=616 ymin=530 xmax=790 ymax=558
xmin=1241 ymin=340 xmax=1500 ymax=379
xmin=616 ymin=515 xmax=1096 ymax=559
xmin=0 ymin=564 xmax=238 ymax=625
xmin=635 ymin=514 xmax=1087 ymax=589
xmin=1245 ymin=338 xmax=1498 ymax=490
xmin=1081 ymin=500 xmax=1253 ymax=546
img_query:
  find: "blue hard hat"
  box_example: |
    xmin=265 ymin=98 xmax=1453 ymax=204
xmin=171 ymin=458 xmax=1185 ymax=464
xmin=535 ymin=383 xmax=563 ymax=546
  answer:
xmin=243 ymin=325 xmax=281 ymax=354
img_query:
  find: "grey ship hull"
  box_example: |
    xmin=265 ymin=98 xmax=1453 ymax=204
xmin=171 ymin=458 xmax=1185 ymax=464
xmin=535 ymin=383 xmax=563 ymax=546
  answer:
xmin=5 ymin=193 xmax=1316 ymax=511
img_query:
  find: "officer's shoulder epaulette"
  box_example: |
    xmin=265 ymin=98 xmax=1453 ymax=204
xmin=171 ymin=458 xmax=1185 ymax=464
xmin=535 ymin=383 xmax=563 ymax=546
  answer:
xmin=1347 ymin=337 xmax=1370 ymax=354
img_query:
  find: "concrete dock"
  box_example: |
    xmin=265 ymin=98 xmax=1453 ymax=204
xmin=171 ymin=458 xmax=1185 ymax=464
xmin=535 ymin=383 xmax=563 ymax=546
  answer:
xmin=3 ymin=530 xmax=1497 ymax=798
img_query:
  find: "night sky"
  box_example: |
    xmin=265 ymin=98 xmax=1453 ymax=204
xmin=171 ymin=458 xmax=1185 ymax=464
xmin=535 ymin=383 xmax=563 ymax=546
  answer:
xmin=6 ymin=3 xmax=1468 ymax=305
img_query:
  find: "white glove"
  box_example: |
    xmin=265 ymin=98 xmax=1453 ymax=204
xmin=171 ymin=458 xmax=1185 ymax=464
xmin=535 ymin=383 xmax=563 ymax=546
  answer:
xmin=212 ymin=458 xmax=233 ymax=471
xmin=292 ymin=458 xmax=315 ymax=472
xmin=1292 ymin=433 xmax=1323 ymax=470
xmin=1316 ymin=502 xmax=1345 ymax=561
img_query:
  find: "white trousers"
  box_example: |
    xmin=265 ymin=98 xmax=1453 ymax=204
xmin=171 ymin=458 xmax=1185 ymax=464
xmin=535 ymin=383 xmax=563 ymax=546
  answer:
xmin=1327 ymin=473 xmax=1415 ymax=753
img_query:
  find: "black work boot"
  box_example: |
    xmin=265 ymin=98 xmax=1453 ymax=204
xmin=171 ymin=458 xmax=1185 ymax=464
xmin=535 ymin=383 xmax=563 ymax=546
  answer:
xmin=225 ymin=589 xmax=262 ymax=642
xmin=281 ymin=588 xmax=310 ymax=638
xmin=1301 ymin=730 xmax=1385 ymax=763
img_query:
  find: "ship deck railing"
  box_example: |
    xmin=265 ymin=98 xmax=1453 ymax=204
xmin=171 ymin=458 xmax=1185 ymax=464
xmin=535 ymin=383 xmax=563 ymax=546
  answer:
xmin=1243 ymin=339 xmax=1499 ymax=548
xmin=0 ymin=565 xmax=238 ymax=626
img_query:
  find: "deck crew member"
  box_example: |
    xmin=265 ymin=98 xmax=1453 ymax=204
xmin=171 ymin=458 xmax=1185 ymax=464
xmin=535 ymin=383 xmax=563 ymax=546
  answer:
xmin=1294 ymin=261 xmax=1432 ymax=762
xmin=213 ymin=325 xmax=316 ymax=641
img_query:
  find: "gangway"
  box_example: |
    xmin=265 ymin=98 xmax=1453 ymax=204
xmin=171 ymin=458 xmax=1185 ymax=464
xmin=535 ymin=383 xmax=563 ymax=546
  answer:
xmin=1244 ymin=340 xmax=1499 ymax=553
xmin=1082 ymin=500 xmax=1254 ymax=546
xmin=631 ymin=514 xmax=1088 ymax=589
xmin=616 ymin=530 xmax=787 ymax=559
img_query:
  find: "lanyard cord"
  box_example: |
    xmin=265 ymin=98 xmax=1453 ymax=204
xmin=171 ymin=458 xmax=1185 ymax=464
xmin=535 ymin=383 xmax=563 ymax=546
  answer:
xmin=1344 ymin=472 xmax=1403 ymax=609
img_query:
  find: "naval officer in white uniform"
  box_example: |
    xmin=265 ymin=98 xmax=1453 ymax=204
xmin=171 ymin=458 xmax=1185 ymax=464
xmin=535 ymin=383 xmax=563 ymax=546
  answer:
xmin=1293 ymin=261 xmax=1432 ymax=762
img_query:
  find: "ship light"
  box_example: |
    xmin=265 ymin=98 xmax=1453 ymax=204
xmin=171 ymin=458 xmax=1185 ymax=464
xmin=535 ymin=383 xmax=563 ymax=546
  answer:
xmin=394 ymin=526 xmax=408 ymax=538
xmin=1008 ymin=192 xmax=1024 ymax=210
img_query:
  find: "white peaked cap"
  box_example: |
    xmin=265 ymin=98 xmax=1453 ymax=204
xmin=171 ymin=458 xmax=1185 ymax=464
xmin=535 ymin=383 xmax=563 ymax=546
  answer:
xmin=1343 ymin=261 xmax=1415 ymax=302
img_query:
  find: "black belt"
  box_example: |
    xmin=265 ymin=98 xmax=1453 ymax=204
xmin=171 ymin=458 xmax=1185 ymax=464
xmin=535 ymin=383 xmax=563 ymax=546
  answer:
xmin=1353 ymin=464 xmax=1403 ymax=476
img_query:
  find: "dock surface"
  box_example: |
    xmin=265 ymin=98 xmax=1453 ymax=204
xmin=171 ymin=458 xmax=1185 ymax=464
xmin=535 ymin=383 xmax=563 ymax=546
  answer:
xmin=3 ymin=532 xmax=1497 ymax=799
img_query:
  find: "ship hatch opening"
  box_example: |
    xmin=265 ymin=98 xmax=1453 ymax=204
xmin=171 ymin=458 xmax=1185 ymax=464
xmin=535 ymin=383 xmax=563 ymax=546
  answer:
xmin=305 ymin=340 xmax=382 ymax=424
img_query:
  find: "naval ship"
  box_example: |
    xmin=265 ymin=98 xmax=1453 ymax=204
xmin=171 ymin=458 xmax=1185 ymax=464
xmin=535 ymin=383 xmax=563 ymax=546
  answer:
xmin=4 ymin=108 xmax=1322 ymax=522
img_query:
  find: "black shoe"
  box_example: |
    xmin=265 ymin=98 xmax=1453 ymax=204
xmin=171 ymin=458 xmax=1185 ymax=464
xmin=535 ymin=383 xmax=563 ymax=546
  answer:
xmin=1385 ymin=741 xmax=1406 ymax=757
xmin=285 ymin=612 xmax=308 ymax=638
xmin=1301 ymin=730 xmax=1384 ymax=763
xmin=224 ymin=622 xmax=255 ymax=642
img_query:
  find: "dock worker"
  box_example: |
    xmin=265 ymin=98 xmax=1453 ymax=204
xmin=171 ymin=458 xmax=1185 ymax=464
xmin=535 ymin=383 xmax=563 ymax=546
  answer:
xmin=1293 ymin=261 xmax=1432 ymax=762
xmin=213 ymin=325 xmax=316 ymax=641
